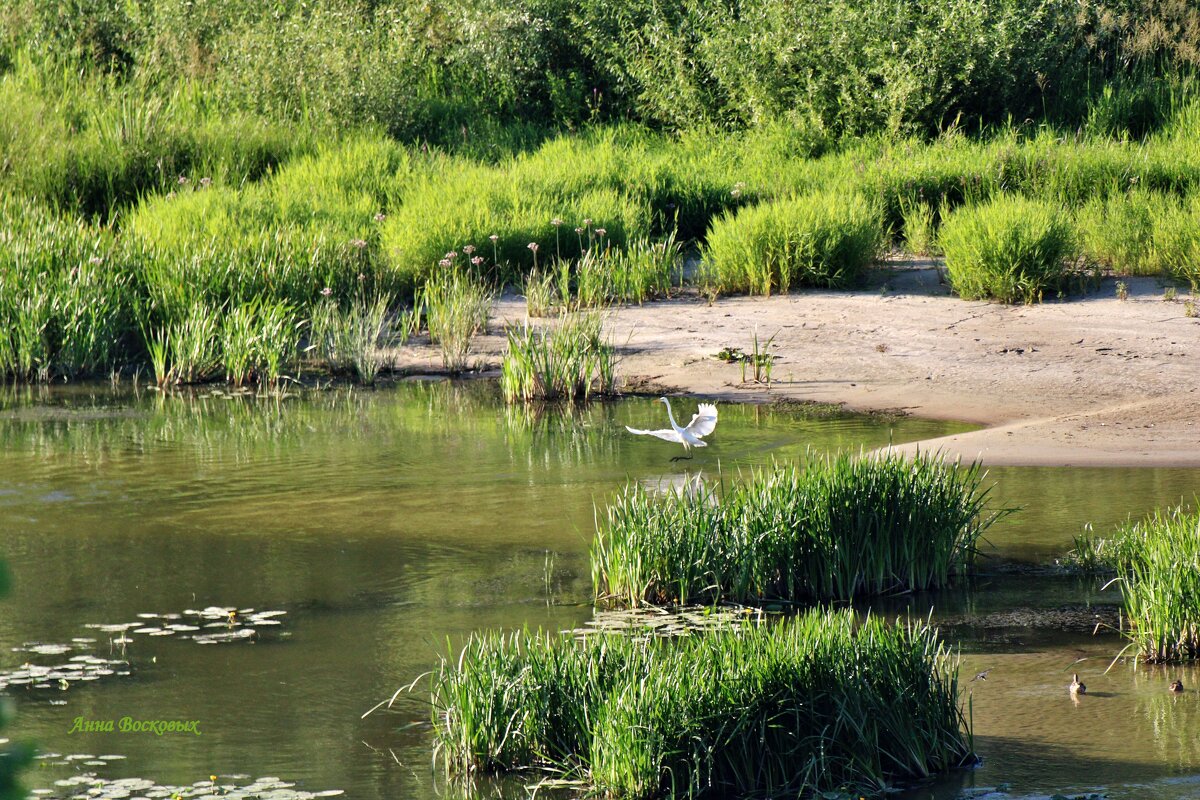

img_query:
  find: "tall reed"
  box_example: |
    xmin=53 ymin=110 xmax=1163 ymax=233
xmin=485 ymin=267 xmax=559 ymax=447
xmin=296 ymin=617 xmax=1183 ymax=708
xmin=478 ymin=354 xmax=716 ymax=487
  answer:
xmin=594 ymin=451 xmax=1000 ymax=606
xmin=308 ymin=293 xmax=399 ymax=385
xmin=1104 ymin=505 xmax=1200 ymax=662
xmin=419 ymin=264 xmax=493 ymax=373
xmin=429 ymin=610 xmax=973 ymax=798
xmin=500 ymin=313 xmax=616 ymax=403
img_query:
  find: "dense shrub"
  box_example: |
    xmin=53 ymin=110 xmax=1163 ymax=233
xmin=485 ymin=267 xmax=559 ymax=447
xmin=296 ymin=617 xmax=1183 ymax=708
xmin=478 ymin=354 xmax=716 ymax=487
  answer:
xmin=940 ymin=195 xmax=1079 ymax=302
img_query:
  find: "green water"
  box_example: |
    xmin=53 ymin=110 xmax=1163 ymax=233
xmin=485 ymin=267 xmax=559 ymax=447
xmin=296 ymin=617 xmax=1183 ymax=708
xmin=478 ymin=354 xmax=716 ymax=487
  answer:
xmin=0 ymin=382 xmax=1198 ymax=800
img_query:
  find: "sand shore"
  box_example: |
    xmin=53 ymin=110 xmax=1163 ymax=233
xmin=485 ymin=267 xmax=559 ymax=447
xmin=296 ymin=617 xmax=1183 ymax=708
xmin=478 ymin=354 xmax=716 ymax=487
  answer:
xmin=401 ymin=265 xmax=1200 ymax=468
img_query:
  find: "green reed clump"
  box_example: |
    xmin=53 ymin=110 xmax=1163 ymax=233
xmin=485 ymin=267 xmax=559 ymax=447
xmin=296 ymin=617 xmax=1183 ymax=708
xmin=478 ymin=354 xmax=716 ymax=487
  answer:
xmin=500 ymin=313 xmax=615 ymax=403
xmin=702 ymin=191 xmax=885 ymax=296
xmin=523 ymin=269 xmax=561 ymax=317
xmin=1146 ymin=195 xmax=1200 ymax=288
xmin=1076 ymin=190 xmax=1159 ymax=274
xmin=429 ymin=610 xmax=973 ymax=798
xmin=419 ymin=262 xmax=492 ymax=373
xmin=0 ymin=196 xmax=134 ymax=381
xmin=594 ymin=451 xmax=999 ymax=607
xmin=899 ymin=195 xmax=940 ymax=256
xmin=940 ymin=195 xmax=1080 ymax=303
xmin=145 ymin=300 xmax=221 ymax=386
xmin=308 ymin=293 xmax=401 ymax=385
xmin=1104 ymin=505 xmax=1200 ymax=662
xmin=541 ymin=231 xmax=682 ymax=313
xmin=218 ymin=298 xmax=302 ymax=388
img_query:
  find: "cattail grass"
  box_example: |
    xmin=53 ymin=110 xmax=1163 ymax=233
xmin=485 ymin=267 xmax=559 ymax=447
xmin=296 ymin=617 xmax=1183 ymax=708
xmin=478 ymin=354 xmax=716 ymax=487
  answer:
xmin=593 ymin=451 xmax=1000 ymax=607
xmin=500 ymin=313 xmax=616 ymax=403
xmin=429 ymin=610 xmax=974 ymax=798
xmin=1102 ymin=505 xmax=1200 ymax=662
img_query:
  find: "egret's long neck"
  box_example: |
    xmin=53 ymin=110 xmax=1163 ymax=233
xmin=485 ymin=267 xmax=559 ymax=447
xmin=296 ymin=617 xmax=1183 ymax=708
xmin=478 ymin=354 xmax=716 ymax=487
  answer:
xmin=663 ymin=400 xmax=682 ymax=431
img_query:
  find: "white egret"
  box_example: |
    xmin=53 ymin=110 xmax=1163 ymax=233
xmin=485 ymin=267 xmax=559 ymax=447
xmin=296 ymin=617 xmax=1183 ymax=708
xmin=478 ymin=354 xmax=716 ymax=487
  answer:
xmin=625 ymin=397 xmax=718 ymax=460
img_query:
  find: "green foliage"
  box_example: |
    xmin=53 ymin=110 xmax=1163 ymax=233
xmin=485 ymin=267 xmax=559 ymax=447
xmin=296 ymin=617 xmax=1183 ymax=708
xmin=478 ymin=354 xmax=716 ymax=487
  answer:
xmin=500 ymin=313 xmax=615 ymax=403
xmin=0 ymin=559 xmax=31 ymax=800
xmin=1146 ymin=195 xmax=1200 ymax=288
xmin=1101 ymin=505 xmax=1200 ymax=662
xmin=308 ymin=293 xmax=398 ymax=386
xmin=419 ymin=264 xmax=493 ymax=373
xmin=219 ymin=298 xmax=302 ymax=388
xmin=430 ymin=611 xmax=973 ymax=798
xmin=0 ymin=53 xmax=307 ymax=217
xmin=380 ymin=127 xmax=735 ymax=287
xmin=703 ymin=192 xmax=885 ymax=296
xmin=593 ymin=451 xmax=1000 ymax=606
xmin=127 ymin=135 xmax=410 ymax=315
xmin=1077 ymin=190 xmax=1159 ymax=274
xmin=940 ymin=195 xmax=1080 ymax=303
xmin=0 ymin=196 xmax=132 ymax=380
xmin=577 ymin=0 xmax=1085 ymax=136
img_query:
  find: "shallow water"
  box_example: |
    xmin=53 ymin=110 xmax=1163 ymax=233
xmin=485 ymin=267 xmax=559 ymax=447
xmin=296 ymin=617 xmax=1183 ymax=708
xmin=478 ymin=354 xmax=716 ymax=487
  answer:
xmin=0 ymin=382 xmax=1197 ymax=799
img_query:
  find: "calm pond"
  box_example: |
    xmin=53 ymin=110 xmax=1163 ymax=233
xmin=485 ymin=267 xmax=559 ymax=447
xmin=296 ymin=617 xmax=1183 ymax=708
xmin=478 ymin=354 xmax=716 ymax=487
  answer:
xmin=1 ymin=382 xmax=1198 ymax=800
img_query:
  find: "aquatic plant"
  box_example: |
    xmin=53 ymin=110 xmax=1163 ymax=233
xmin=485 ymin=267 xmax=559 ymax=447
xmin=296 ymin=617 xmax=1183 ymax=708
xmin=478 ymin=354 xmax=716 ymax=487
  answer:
xmin=308 ymin=293 xmax=400 ymax=385
xmin=702 ymin=191 xmax=885 ymax=296
xmin=940 ymin=195 xmax=1080 ymax=303
xmin=500 ymin=313 xmax=615 ymax=403
xmin=1106 ymin=505 xmax=1200 ymax=662
xmin=429 ymin=610 xmax=973 ymax=798
xmin=0 ymin=196 xmax=133 ymax=381
xmin=593 ymin=451 xmax=1000 ymax=606
xmin=419 ymin=263 xmax=492 ymax=373
xmin=145 ymin=301 xmax=221 ymax=386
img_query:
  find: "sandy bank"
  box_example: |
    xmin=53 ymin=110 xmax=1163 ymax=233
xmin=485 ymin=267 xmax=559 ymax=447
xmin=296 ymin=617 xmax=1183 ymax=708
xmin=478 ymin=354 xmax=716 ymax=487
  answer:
xmin=400 ymin=264 xmax=1200 ymax=468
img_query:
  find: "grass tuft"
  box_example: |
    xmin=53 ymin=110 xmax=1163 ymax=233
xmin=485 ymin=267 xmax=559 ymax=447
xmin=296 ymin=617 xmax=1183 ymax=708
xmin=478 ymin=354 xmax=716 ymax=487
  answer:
xmin=1095 ymin=505 xmax=1200 ymax=662
xmin=702 ymin=192 xmax=885 ymax=296
xmin=429 ymin=610 xmax=974 ymax=798
xmin=418 ymin=264 xmax=492 ymax=373
xmin=500 ymin=313 xmax=616 ymax=403
xmin=940 ymin=195 xmax=1080 ymax=303
xmin=593 ymin=451 xmax=1000 ymax=607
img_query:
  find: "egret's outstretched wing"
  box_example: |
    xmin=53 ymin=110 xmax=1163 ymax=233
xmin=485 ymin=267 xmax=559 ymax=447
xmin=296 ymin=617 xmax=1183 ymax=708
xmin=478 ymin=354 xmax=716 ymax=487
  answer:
xmin=625 ymin=426 xmax=683 ymax=443
xmin=685 ymin=403 xmax=718 ymax=439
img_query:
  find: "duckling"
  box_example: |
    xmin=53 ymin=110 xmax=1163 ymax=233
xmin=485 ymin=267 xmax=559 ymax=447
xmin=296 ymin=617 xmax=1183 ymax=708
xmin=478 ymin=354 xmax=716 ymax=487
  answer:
xmin=1069 ymin=673 xmax=1086 ymax=695
xmin=1169 ymin=678 xmax=1184 ymax=693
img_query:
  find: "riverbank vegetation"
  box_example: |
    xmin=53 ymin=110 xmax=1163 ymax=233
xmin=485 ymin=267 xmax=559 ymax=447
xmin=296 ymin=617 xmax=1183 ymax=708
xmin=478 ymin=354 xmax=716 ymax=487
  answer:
xmin=4 ymin=0 xmax=1200 ymax=385
xmin=593 ymin=452 xmax=999 ymax=606
xmin=500 ymin=313 xmax=615 ymax=403
xmin=1073 ymin=505 xmax=1200 ymax=663
xmin=430 ymin=610 xmax=972 ymax=798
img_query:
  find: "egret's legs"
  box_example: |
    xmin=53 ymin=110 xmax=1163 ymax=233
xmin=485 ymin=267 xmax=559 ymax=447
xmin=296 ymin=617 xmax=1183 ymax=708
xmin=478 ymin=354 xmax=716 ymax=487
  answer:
xmin=670 ymin=454 xmax=693 ymax=463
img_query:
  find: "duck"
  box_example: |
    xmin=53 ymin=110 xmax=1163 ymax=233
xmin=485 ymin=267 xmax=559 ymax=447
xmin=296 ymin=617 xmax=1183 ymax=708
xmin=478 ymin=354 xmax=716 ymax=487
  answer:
xmin=1069 ymin=673 xmax=1086 ymax=695
xmin=1169 ymin=678 xmax=1184 ymax=693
